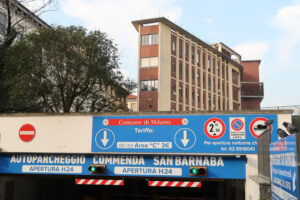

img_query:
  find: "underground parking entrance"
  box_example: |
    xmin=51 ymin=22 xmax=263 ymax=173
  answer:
xmin=0 ymin=153 xmax=247 ymax=200
xmin=0 ymin=176 xmax=245 ymax=200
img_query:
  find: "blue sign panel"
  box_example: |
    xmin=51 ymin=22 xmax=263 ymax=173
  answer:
xmin=270 ymin=134 xmax=299 ymax=200
xmin=92 ymin=114 xmax=278 ymax=154
xmin=0 ymin=154 xmax=246 ymax=179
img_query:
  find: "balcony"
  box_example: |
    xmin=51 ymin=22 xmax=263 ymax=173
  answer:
xmin=241 ymin=82 xmax=264 ymax=98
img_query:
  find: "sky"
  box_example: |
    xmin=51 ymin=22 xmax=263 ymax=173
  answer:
xmin=34 ymin=0 xmax=300 ymax=107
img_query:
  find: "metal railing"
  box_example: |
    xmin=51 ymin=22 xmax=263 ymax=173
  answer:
xmin=257 ymin=128 xmax=271 ymax=179
xmin=241 ymin=82 xmax=264 ymax=98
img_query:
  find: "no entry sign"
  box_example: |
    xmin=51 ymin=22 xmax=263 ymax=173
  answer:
xmin=19 ymin=124 xmax=36 ymax=142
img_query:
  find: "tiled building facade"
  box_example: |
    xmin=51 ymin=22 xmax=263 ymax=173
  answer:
xmin=133 ymin=17 xmax=245 ymax=112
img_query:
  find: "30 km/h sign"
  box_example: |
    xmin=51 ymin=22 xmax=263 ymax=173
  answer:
xmin=19 ymin=124 xmax=36 ymax=142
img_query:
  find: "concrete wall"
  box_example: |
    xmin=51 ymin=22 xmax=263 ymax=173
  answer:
xmin=158 ymin=22 xmax=171 ymax=111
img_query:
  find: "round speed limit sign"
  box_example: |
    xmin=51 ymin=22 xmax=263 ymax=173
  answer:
xmin=204 ymin=118 xmax=226 ymax=139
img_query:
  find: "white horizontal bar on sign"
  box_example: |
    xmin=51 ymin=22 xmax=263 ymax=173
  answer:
xmin=148 ymin=181 xmax=202 ymax=188
xmin=22 ymin=165 xmax=82 ymax=174
xmin=19 ymin=131 xmax=35 ymax=135
xmin=116 ymin=142 xmax=172 ymax=149
xmin=114 ymin=166 xmax=182 ymax=176
xmin=75 ymin=179 xmax=124 ymax=186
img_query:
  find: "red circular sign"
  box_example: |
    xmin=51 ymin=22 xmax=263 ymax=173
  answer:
xmin=249 ymin=117 xmax=273 ymax=138
xmin=204 ymin=118 xmax=226 ymax=139
xmin=231 ymin=119 xmax=244 ymax=131
xmin=19 ymin=124 xmax=36 ymax=142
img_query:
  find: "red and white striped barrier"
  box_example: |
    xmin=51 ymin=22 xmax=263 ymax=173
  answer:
xmin=75 ymin=179 xmax=124 ymax=186
xmin=148 ymin=181 xmax=201 ymax=188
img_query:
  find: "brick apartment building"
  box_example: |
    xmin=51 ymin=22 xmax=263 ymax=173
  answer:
xmin=132 ymin=17 xmax=263 ymax=112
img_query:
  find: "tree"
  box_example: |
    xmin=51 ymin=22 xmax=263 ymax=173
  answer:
xmin=0 ymin=0 xmax=54 ymax=111
xmin=3 ymin=26 xmax=136 ymax=113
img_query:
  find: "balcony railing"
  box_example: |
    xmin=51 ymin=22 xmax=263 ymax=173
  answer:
xmin=241 ymin=82 xmax=264 ymax=98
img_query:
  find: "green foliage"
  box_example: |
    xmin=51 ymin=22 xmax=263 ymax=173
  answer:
xmin=2 ymin=25 xmax=136 ymax=113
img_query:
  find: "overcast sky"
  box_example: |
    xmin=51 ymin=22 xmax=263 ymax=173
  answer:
xmin=37 ymin=0 xmax=300 ymax=107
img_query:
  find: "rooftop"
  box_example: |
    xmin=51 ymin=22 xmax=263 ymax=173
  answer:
xmin=128 ymin=94 xmax=137 ymax=99
xmin=132 ymin=17 xmax=243 ymax=72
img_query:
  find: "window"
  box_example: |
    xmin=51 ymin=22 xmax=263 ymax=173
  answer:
xmin=186 ymin=88 xmax=188 ymax=98
xmin=232 ymin=69 xmax=237 ymax=82
xmin=179 ymin=86 xmax=183 ymax=97
xmin=152 ymin=34 xmax=158 ymax=45
xmin=202 ymin=53 xmax=206 ymax=67
xmin=192 ymin=69 xmax=195 ymax=80
xmin=0 ymin=12 xmax=6 ymax=34
xmin=212 ymin=58 xmax=215 ymax=74
xmin=196 ymin=53 xmax=199 ymax=65
xmin=140 ymin=80 xmax=158 ymax=91
xmin=208 ymin=57 xmax=210 ymax=71
xmin=185 ymin=44 xmax=189 ymax=60
xmin=141 ymin=34 xmax=158 ymax=46
xmin=141 ymin=35 xmax=148 ymax=46
xmin=172 ymin=61 xmax=176 ymax=73
xmin=16 ymin=32 xmax=22 ymax=42
xmin=192 ymin=91 xmax=195 ymax=102
xmin=141 ymin=57 xmax=158 ymax=68
xmin=179 ymin=63 xmax=183 ymax=75
xmin=192 ymin=50 xmax=194 ymax=62
xmin=186 ymin=66 xmax=189 ymax=80
xmin=179 ymin=41 xmax=183 ymax=55
xmin=149 ymin=34 xmax=152 ymax=45
xmin=172 ymin=40 xmax=176 ymax=51
xmin=172 ymin=84 xmax=176 ymax=96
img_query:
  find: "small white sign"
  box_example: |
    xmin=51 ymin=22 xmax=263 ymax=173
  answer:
xmin=22 ymin=165 xmax=82 ymax=174
xmin=117 ymin=142 xmax=172 ymax=149
xmin=114 ymin=166 xmax=182 ymax=176
xmin=229 ymin=117 xmax=245 ymax=139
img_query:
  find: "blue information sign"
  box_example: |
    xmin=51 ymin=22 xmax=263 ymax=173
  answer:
xmin=270 ymin=134 xmax=299 ymax=200
xmin=92 ymin=114 xmax=277 ymax=154
xmin=0 ymin=153 xmax=245 ymax=179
